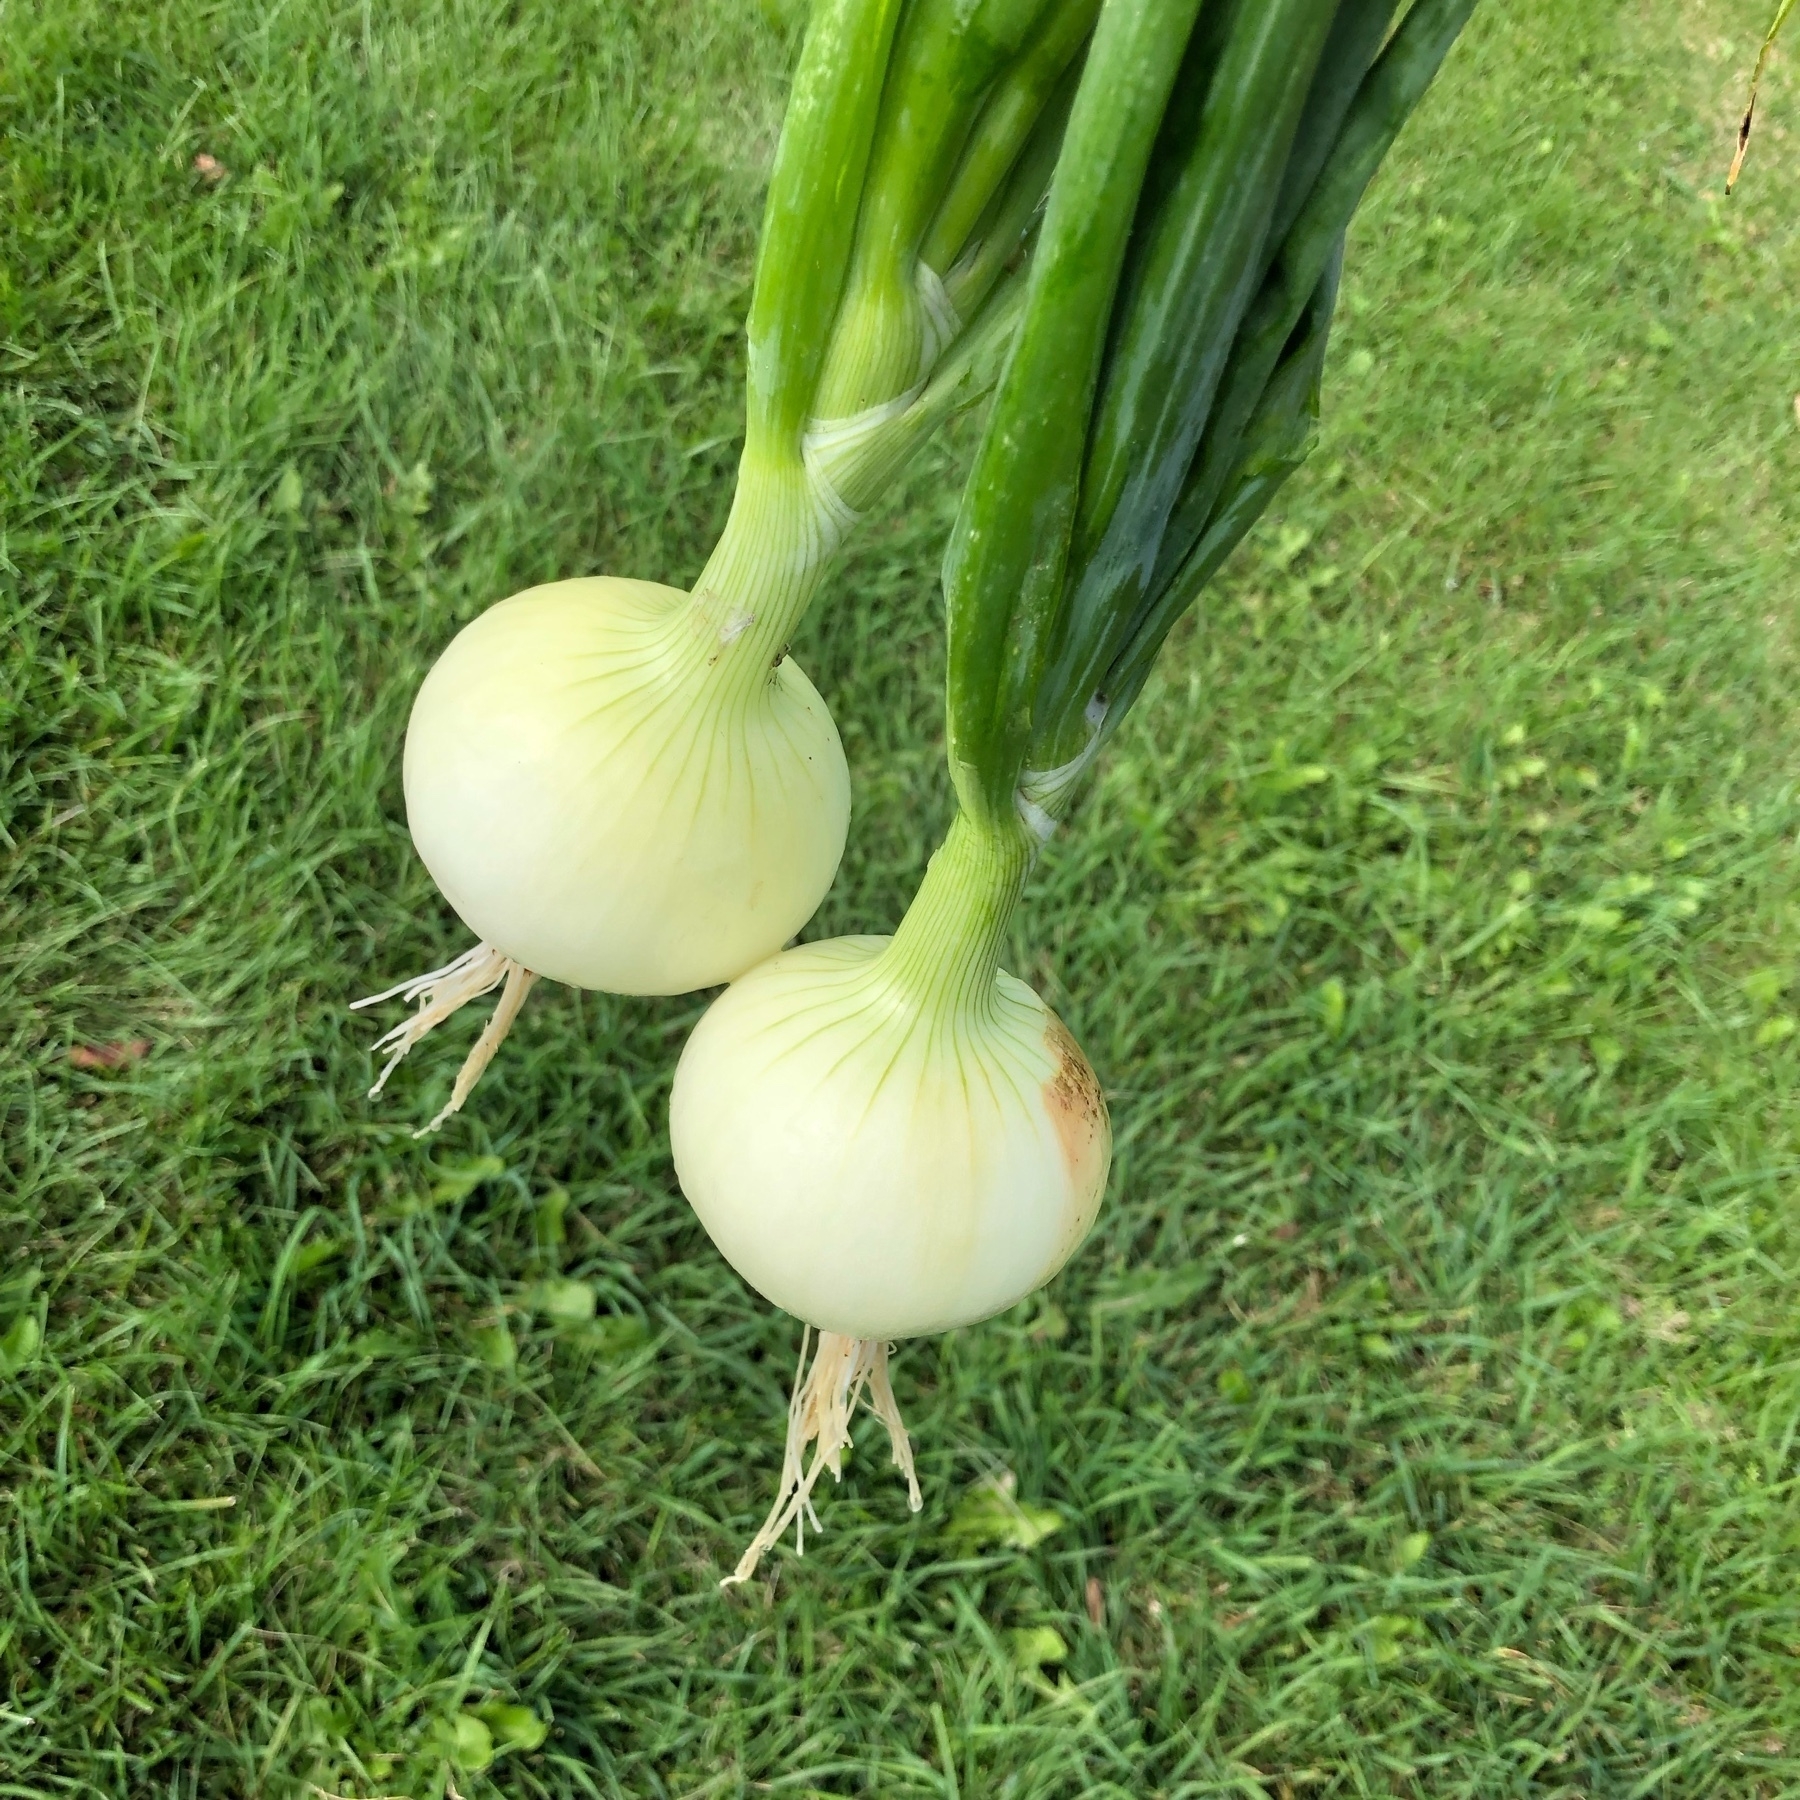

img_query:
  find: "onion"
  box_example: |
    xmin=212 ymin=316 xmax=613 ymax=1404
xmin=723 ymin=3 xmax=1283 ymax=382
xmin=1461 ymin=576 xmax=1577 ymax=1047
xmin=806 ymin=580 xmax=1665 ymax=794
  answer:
xmin=403 ymin=575 xmax=848 ymax=996
xmin=671 ymin=943 xmax=1105 ymax=1340
xmin=669 ymin=813 xmax=1108 ymax=1580
xmin=354 ymin=459 xmax=859 ymax=1133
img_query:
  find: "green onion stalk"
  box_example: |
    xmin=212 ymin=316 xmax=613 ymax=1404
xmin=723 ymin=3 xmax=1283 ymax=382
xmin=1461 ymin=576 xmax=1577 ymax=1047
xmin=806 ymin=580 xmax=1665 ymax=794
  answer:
xmin=671 ymin=0 xmax=1482 ymax=1583
xmin=358 ymin=0 xmax=1101 ymax=1133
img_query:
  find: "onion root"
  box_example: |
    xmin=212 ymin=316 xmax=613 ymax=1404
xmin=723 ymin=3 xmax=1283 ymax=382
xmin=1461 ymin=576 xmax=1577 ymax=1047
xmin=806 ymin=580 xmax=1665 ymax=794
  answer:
xmin=724 ymin=1327 xmax=922 ymax=1588
xmin=353 ymin=942 xmax=538 ymax=1136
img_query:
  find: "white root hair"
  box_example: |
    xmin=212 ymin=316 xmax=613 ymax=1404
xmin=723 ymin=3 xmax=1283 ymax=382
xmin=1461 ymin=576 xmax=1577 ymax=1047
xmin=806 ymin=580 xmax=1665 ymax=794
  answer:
xmin=352 ymin=942 xmax=538 ymax=1136
xmin=723 ymin=1328 xmax=922 ymax=1589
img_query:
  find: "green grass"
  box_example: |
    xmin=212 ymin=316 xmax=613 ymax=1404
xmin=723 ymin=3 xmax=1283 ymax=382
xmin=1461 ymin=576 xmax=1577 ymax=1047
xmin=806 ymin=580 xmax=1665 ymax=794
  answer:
xmin=4 ymin=0 xmax=1800 ymax=1794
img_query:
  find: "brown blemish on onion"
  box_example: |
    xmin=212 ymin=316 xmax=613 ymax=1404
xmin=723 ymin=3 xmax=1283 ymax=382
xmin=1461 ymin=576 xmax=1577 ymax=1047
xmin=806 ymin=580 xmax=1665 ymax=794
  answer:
xmin=1043 ymin=1011 xmax=1110 ymax=1194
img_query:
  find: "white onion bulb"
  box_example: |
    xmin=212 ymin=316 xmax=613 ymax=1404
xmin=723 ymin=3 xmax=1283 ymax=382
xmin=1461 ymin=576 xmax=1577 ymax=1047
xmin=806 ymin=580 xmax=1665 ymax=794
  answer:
xmin=670 ymin=826 xmax=1110 ymax=1339
xmin=402 ymin=575 xmax=850 ymax=995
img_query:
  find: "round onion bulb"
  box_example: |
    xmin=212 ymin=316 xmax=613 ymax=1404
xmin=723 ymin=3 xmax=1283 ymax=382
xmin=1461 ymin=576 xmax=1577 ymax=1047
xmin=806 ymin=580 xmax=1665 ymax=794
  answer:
xmin=670 ymin=933 xmax=1111 ymax=1340
xmin=402 ymin=576 xmax=850 ymax=995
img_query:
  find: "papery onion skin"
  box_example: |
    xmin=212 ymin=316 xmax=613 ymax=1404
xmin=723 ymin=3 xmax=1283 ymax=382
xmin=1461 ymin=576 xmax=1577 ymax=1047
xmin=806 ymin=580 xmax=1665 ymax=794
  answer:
xmin=403 ymin=577 xmax=850 ymax=995
xmin=669 ymin=934 xmax=1110 ymax=1340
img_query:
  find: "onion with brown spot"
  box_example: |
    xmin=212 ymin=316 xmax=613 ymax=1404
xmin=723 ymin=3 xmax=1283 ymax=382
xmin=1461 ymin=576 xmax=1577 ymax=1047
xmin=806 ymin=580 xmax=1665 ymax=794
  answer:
xmin=669 ymin=811 xmax=1109 ymax=1582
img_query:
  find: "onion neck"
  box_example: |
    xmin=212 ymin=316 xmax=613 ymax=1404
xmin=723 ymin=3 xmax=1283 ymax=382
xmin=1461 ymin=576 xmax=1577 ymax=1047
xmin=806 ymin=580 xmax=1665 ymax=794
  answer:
xmin=683 ymin=450 xmax=852 ymax=699
xmin=812 ymin=266 xmax=934 ymax=423
xmin=681 ymin=274 xmax=996 ymax=697
xmin=876 ymin=810 xmax=1032 ymax=1026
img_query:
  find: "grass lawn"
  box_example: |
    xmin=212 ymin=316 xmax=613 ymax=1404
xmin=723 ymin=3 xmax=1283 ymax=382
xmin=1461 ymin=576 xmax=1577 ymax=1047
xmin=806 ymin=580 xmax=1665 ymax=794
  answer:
xmin=5 ymin=0 xmax=1800 ymax=1793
